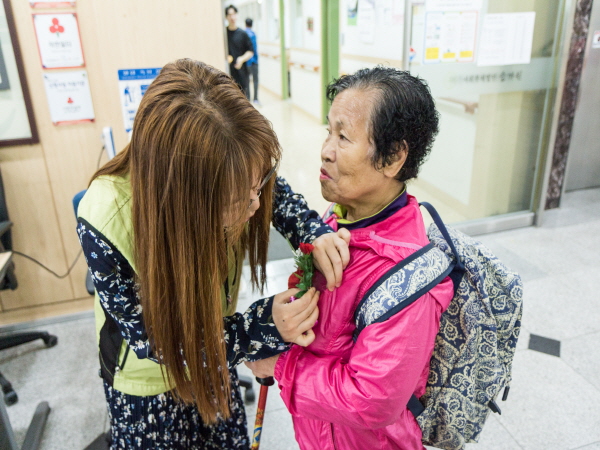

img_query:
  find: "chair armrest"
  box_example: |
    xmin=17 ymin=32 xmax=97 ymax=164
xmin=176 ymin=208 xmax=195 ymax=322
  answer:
xmin=0 ymin=221 xmax=12 ymax=239
xmin=0 ymin=252 xmax=12 ymax=281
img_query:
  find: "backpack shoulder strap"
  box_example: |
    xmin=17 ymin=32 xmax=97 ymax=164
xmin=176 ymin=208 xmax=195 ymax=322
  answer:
xmin=419 ymin=202 xmax=465 ymax=286
xmin=353 ymin=242 xmax=454 ymax=341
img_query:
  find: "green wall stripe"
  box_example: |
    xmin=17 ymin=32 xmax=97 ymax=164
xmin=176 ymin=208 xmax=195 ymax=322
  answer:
xmin=321 ymin=0 xmax=339 ymax=123
xmin=280 ymin=0 xmax=288 ymax=100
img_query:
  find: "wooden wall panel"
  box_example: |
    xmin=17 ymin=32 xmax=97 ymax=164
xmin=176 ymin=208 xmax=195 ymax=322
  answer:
xmin=0 ymin=0 xmax=225 ymax=322
xmin=0 ymin=144 xmax=75 ymax=310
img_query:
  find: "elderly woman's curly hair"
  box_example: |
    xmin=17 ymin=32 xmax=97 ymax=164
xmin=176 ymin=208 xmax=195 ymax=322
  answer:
xmin=326 ymin=66 xmax=439 ymax=182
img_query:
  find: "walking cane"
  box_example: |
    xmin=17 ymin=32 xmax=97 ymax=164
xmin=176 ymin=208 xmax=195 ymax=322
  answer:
xmin=250 ymin=376 xmax=274 ymax=450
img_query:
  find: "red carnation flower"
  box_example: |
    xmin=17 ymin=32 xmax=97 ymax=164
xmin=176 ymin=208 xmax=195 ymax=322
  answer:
xmin=299 ymin=243 xmax=314 ymax=255
xmin=288 ymin=270 xmax=303 ymax=289
xmin=287 ymin=242 xmax=315 ymax=297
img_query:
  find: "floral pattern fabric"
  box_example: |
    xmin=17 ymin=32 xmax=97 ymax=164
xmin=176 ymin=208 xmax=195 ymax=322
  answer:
xmin=273 ymin=176 xmax=332 ymax=248
xmin=104 ymin=369 xmax=248 ymax=450
xmin=354 ymin=244 xmax=452 ymax=339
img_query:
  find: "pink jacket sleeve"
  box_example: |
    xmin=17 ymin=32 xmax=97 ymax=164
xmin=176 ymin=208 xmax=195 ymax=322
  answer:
xmin=274 ymin=284 xmax=450 ymax=429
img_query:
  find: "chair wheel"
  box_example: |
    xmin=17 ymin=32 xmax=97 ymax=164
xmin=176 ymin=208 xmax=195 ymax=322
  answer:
xmin=244 ymin=389 xmax=255 ymax=403
xmin=4 ymin=390 xmax=18 ymax=406
xmin=44 ymin=335 xmax=58 ymax=348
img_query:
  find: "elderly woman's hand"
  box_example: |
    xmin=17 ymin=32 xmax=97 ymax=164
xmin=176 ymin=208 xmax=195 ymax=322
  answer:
xmin=312 ymin=229 xmax=351 ymax=291
xmin=245 ymin=355 xmax=280 ymax=379
xmin=272 ymin=287 xmax=319 ymax=346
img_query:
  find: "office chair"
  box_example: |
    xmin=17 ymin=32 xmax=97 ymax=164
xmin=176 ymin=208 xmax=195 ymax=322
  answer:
xmin=0 ymin=169 xmax=54 ymax=449
xmin=72 ymin=190 xmax=95 ymax=296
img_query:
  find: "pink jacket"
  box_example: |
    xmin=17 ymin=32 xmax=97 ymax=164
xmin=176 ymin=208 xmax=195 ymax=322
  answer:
xmin=274 ymin=195 xmax=454 ymax=450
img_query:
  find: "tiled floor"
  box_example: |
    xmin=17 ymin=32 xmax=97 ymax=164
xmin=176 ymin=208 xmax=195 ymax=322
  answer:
xmin=1 ymin=90 xmax=599 ymax=449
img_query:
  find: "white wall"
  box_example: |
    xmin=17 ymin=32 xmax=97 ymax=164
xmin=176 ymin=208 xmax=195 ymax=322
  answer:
xmin=289 ymin=63 xmax=321 ymax=118
xmin=259 ymin=43 xmax=283 ymax=97
xmin=288 ymin=0 xmax=321 ymax=119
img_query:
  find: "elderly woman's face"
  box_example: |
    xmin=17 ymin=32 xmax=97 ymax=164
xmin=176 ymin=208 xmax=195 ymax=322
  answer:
xmin=320 ymin=89 xmax=395 ymax=213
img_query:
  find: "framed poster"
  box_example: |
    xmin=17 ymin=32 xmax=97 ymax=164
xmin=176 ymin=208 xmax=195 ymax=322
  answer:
xmin=32 ymin=12 xmax=85 ymax=69
xmin=30 ymin=0 xmax=76 ymax=8
xmin=43 ymin=70 xmax=95 ymax=125
xmin=0 ymin=0 xmax=39 ymax=147
xmin=118 ymin=68 xmax=161 ymax=133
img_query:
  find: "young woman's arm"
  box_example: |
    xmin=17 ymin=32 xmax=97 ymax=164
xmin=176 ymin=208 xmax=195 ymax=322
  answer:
xmin=272 ymin=177 xmax=332 ymax=247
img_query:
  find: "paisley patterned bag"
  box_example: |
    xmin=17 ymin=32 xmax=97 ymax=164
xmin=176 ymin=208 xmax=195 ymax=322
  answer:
xmin=354 ymin=202 xmax=523 ymax=450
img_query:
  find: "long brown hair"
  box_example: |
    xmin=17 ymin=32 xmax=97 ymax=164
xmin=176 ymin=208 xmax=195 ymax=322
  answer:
xmin=91 ymin=59 xmax=280 ymax=423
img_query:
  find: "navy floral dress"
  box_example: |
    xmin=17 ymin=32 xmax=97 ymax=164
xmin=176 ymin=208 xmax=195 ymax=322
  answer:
xmin=77 ymin=177 xmax=331 ymax=449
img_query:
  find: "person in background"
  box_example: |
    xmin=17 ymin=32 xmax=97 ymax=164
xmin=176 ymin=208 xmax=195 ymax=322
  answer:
xmin=226 ymin=5 xmax=253 ymax=99
xmin=245 ymin=66 xmax=454 ymax=450
xmin=245 ymin=18 xmax=260 ymax=106
xmin=77 ymin=59 xmax=350 ymax=449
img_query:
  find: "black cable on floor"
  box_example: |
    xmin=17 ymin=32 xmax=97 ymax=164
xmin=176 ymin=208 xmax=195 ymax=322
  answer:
xmin=11 ymin=249 xmax=83 ymax=279
xmin=97 ymin=144 xmax=105 ymax=169
xmin=12 ymin=249 xmax=83 ymax=280
xmin=6 ymin=144 xmax=104 ymax=281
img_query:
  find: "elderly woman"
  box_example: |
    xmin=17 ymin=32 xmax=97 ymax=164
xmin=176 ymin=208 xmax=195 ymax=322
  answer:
xmin=246 ymin=66 xmax=454 ymax=449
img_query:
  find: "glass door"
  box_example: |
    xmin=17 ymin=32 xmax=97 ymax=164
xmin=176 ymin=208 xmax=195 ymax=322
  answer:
xmin=405 ymin=0 xmax=565 ymax=229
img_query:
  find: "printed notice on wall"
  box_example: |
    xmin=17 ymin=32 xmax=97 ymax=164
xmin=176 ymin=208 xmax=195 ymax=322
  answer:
xmin=357 ymin=0 xmax=375 ymax=44
xmin=43 ymin=70 xmax=94 ymax=125
xmin=383 ymin=0 xmax=404 ymax=26
xmin=425 ymin=0 xmax=482 ymax=11
xmin=424 ymin=11 xmax=477 ymax=63
xmin=33 ymin=13 xmax=84 ymax=69
xmin=477 ymin=12 xmax=536 ymax=66
xmin=118 ymin=68 xmax=161 ymax=133
xmin=30 ymin=0 xmax=76 ymax=8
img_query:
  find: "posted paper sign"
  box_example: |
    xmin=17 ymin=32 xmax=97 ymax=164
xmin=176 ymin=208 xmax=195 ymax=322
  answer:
xmin=357 ymin=0 xmax=376 ymax=44
xmin=118 ymin=68 xmax=161 ymax=133
xmin=424 ymin=11 xmax=478 ymax=63
xmin=425 ymin=0 xmax=482 ymax=11
xmin=33 ymin=13 xmax=85 ymax=69
xmin=477 ymin=12 xmax=536 ymax=66
xmin=30 ymin=1 xmax=76 ymax=8
xmin=43 ymin=70 xmax=95 ymax=125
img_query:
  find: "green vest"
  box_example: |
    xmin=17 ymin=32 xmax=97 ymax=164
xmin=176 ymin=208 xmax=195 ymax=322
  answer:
xmin=78 ymin=173 xmax=242 ymax=396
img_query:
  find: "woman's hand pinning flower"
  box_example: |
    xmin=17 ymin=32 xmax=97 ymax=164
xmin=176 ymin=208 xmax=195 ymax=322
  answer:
xmin=311 ymin=229 xmax=351 ymax=291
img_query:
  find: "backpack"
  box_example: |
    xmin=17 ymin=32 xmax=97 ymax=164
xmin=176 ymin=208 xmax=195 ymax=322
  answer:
xmin=353 ymin=202 xmax=523 ymax=450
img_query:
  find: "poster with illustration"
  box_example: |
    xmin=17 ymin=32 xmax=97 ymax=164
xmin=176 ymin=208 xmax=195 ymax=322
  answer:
xmin=118 ymin=68 xmax=161 ymax=133
xmin=43 ymin=70 xmax=95 ymax=125
xmin=33 ymin=13 xmax=85 ymax=69
xmin=423 ymin=10 xmax=477 ymax=63
xmin=347 ymin=0 xmax=358 ymax=25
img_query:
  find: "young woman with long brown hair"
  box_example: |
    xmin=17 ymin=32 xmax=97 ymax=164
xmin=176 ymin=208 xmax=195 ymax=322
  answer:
xmin=76 ymin=59 xmax=349 ymax=449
